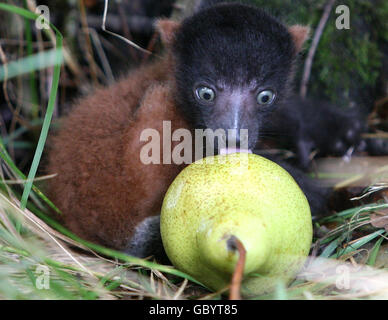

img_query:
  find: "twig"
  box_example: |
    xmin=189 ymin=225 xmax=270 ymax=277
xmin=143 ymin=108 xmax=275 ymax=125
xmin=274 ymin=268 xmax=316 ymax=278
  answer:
xmin=0 ymin=173 xmax=57 ymax=185
xmin=141 ymin=31 xmax=159 ymax=64
xmin=173 ymin=278 xmax=188 ymax=300
xmin=78 ymin=0 xmax=99 ymax=86
xmin=9 ymin=16 xmax=27 ymax=160
xmin=0 ymin=192 xmax=94 ymax=277
xmin=300 ymin=0 xmax=336 ymax=99
xmin=0 ymin=44 xmax=11 ymax=128
xmin=25 ymin=0 xmax=85 ymax=84
xmin=229 ymin=237 xmax=246 ymax=300
xmin=88 ymin=28 xmax=114 ymax=84
xmin=101 ymin=0 xmax=152 ymax=55
xmin=116 ymin=1 xmax=139 ymax=62
xmin=87 ymin=14 xmax=155 ymax=34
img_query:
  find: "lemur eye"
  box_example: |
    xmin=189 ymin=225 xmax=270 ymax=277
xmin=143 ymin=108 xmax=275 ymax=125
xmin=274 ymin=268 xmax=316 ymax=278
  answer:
xmin=257 ymin=90 xmax=276 ymax=105
xmin=196 ymin=86 xmax=216 ymax=103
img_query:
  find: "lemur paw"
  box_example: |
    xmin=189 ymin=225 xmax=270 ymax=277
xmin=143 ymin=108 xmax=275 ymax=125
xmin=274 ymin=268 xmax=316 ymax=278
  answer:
xmin=123 ymin=215 xmax=170 ymax=264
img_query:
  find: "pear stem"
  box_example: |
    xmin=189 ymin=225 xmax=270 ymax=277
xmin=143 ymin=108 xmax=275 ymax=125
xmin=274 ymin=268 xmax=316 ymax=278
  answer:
xmin=229 ymin=236 xmax=246 ymax=300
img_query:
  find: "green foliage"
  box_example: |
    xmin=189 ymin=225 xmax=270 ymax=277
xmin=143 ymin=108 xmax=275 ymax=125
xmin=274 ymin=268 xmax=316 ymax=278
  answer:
xmin=249 ymin=0 xmax=327 ymax=25
xmin=309 ymin=0 xmax=384 ymax=106
xmin=247 ymin=0 xmax=386 ymax=108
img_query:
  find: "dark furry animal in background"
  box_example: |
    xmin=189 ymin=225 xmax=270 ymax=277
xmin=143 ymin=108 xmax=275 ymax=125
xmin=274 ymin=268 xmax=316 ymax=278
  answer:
xmin=259 ymin=97 xmax=367 ymax=170
xmin=46 ymin=2 xmax=317 ymax=260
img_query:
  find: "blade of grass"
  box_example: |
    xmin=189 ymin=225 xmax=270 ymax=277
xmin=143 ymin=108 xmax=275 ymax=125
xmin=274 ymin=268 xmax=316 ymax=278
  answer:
xmin=3 ymin=141 xmax=34 ymax=150
xmin=0 ymin=48 xmax=63 ymax=81
xmin=22 ymin=0 xmax=39 ymax=119
xmin=274 ymin=281 xmax=288 ymax=300
xmin=2 ymin=118 xmax=44 ymax=146
xmin=319 ymin=234 xmax=347 ymax=258
xmin=20 ymin=40 xmax=62 ymax=209
xmin=366 ymin=234 xmax=385 ymax=266
xmin=0 ymin=140 xmax=60 ymax=214
xmin=319 ymin=203 xmax=388 ymax=224
xmin=0 ymin=3 xmax=63 ymax=210
xmin=329 ymin=229 xmax=385 ymax=259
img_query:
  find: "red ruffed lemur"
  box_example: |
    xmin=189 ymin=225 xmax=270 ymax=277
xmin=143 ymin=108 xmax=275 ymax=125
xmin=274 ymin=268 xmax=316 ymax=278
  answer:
xmin=46 ymin=1 xmax=357 ymax=260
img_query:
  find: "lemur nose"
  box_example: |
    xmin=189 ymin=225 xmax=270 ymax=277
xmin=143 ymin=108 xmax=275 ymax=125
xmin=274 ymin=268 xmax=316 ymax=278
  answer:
xmin=220 ymin=132 xmax=227 ymax=144
xmin=225 ymin=135 xmax=241 ymax=149
xmin=227 ymin=128 xmax=250 ymax=150
xmin=218 ymin=131 xmax=240 ymax=148
xmin=221 ymin=133 xmax=241 ymax=148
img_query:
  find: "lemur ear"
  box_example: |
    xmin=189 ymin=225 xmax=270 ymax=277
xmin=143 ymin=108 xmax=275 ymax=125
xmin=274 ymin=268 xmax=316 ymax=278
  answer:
xmin=288 ymin=25 xmax=310 ymax=54
xmin=155 ymin=19 xmax=181 ymax=46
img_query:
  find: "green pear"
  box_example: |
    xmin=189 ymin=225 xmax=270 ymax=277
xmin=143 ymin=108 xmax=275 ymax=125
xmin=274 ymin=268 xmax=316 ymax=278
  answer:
xmin=160 ymin=153 xmax=312 ymax=297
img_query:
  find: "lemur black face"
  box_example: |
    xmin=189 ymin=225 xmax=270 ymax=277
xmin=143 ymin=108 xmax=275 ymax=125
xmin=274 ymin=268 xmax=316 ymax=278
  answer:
xmin=173 ymin=3 xmax=296 ymax=151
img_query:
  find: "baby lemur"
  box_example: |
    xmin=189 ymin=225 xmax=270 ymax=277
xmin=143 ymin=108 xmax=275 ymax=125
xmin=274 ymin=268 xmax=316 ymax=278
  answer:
xmin=47 ymin=2 xmax=334 ymax=259
xmin=258 ymin=97 xmax=366 ymax=170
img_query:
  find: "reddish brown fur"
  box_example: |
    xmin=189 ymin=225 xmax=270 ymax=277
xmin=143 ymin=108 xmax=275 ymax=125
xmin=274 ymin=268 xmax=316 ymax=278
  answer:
xmin=46 ymin=50 xmax=190 ymax=249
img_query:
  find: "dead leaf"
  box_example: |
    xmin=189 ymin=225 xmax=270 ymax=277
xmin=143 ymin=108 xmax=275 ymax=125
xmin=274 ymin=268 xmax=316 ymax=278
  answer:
xmin=370 ymin=213 xmax=388 ymax=231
